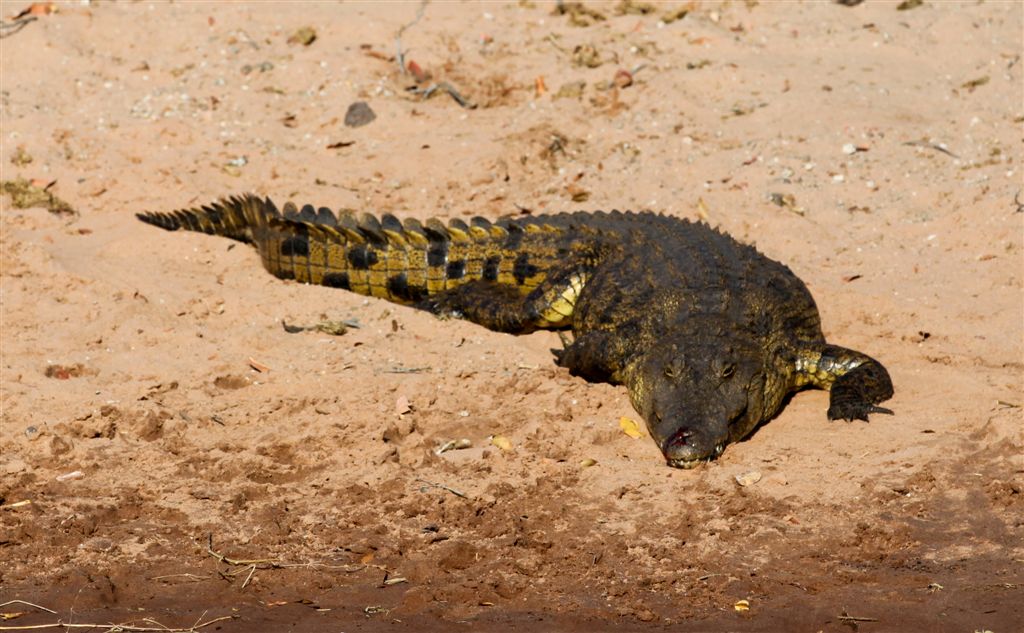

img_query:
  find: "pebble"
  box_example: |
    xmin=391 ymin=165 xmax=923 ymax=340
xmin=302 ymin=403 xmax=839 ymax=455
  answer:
xmin=344 ymin=101 xmax=376 ymax=128
xmin=735 ymin=470 xmax=762 ymax=486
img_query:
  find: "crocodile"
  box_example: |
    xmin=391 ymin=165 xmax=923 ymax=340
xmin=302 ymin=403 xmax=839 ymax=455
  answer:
xmin=138 ymin=194 xmax=894 ymax=468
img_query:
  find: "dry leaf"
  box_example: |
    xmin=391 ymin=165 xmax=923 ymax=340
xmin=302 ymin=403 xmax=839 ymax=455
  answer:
xmin=490 ymin=435 xmax=513 ymax=451
xmin=17 ymin=2 xmax=57 ymax=18
xmin=248 ymin=357 xmax=269 ymax=372
xmin=734 ymin=599 xmax=750 ymax=612
xmin=383 ymin=576 xmax=407 ymax=585
xmin=580 ymin=458 xmax=598 ymax=468
xmin=535 ymin=75 xmax=547 ymax=97
xmin=619 ymin=416 xmax=643 ymax=438
xmin=407 ymin=60 xmax=430 ymax=84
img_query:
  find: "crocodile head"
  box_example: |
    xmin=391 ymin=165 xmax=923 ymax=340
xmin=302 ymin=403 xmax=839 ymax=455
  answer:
xmin=625 ymin=339 xmax=767 ymax=469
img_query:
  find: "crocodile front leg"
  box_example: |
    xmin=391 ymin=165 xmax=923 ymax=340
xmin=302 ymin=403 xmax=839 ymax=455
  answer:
xmin=793 ymin=344 xmax=894 ymax=421
xmin=553 ymin=329 xmax=625 ymax=383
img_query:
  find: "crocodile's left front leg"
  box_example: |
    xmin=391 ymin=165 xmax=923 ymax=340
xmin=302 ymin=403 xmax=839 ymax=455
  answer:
xmin=794 ymin=344 xmax=894 ymax=421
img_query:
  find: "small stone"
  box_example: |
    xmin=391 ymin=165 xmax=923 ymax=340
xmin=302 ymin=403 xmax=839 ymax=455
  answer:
xmin=734 ymin=470 xmax=762 ymax=487
xmin=613 ymin=69 xmax=633 ymax=88
xmin=842 ymin=143 xmax=857 ymax=155
xmin=56 ymin=469 xmax=84 ymax=482
xmin=395 ymin=395 xmax=411 ymax=416
xmin=344 ymin=101 xmax=376 ymax=128
xmin=287 ymin=26 xmax=317 ymax=46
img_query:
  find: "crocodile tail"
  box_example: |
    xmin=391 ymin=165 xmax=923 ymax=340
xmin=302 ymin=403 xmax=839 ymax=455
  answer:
xmin=255 ymin=205 xmax=568 ymax=304
xmin=140 ymin=195 xmax=569 ymax=305
xmin=136 ymin=194 xmax=276 ymax=244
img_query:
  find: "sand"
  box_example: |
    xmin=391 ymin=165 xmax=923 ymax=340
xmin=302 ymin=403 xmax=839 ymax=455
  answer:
xmin=1 ymin=1 xmax=1021 ymax=630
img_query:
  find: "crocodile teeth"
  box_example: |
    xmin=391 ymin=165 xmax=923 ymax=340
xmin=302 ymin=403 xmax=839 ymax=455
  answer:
xmin=668 ymin=457 xmax=705 ymax=469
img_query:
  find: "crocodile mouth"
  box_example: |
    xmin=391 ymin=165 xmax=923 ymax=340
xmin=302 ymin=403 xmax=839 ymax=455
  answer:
xmin=667 ymin=443 xmax=725 ymax=469
xmin=663 ymin=405 xmax=746 ymax=469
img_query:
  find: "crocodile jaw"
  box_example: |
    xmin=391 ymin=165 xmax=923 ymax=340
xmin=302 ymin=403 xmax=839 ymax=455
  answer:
xmin=666 ymin=442 xmax=725 ymax=469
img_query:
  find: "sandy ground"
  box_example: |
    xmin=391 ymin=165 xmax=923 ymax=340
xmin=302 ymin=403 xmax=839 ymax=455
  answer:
xmin=1 ymin=1 xmax=1022 ymax=630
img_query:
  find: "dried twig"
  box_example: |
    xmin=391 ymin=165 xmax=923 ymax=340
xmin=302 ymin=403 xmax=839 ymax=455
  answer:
xmin=1013 ymin=189 xmax=1023 ymax=213
xmin=409 ymin=81 xmax=477 ymax=109
xmin=396 ymin=0 xmax=429 ymax=74
xmin=902 ymin=139 xmax=959 ymax=159
xmin=0 ymin=16 xmax=37 ymax=39
xmin=149 ymin=573 xmax=209 ymax=583
xmin=384 ymin=365 xmax=431 ymax=374
xmin=206 ymin=534 xmax=280 ymax=568
xmin=0 ymin=615 xmax=236 ymax=631
xmin=0 ymin=600 xmax=56 ymax=614
xmin=415 ymin=477 xmax=469 ymax=499
xmin=838 ymin=613 xmax=879 ymax=623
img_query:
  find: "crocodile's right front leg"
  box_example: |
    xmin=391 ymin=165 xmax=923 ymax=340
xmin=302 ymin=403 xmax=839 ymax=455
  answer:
xmin=794 ymin=344 xmax=894 ymax=421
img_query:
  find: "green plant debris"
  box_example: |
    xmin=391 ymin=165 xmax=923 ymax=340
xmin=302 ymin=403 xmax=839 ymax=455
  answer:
xmin=1 ymin=178 xmax=76 ymax=216
xmin=10 ymin=146 xmax=33 ymax=166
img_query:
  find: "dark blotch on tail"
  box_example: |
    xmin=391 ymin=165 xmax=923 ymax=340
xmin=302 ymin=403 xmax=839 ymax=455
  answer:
xmin=323 ymin=272 xmax=350 ymax=290
xmin=280 ymin=235 xmax=309 ymax=257
xmin=513 ymin=253 xmax=539 ymax=285
xmin=483 ymin=256 xmax=501 ymax=282
xmin=387 ymin=273 xmax=428 ymax=302
xmin=446 ymin=260 xmax=466 ymax=280
xmin=347 ymin=245 xmax=379 ymax=270
xmin=427 ymin=243 xmax=448 ymax=267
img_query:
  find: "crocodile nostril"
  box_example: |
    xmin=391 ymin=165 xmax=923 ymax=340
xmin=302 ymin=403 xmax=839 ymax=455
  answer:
xmin=664 ymin=427 xmax=692 ymax=451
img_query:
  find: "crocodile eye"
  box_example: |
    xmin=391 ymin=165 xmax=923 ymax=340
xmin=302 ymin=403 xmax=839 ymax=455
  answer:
xmin=721 ymin=363 xmax=736 ymax=379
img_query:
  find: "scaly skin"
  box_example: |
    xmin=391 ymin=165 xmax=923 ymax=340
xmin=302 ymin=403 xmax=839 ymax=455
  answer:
xmin=138 ymin=194 xmax=894 ymax=468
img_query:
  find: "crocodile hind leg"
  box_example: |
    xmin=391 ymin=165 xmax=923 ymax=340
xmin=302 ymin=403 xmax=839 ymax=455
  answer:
xmin=418 ymin=281 xmax=538 ymax=332
xmin=794 ymin=344 xmax=894 ymax=421
xmin=419 ymin=268 xmax=589 ymax=334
